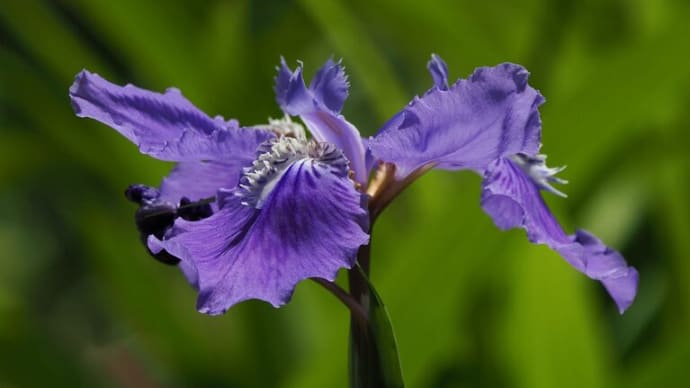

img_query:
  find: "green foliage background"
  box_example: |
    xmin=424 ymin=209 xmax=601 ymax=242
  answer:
xmin=1 ymin=0 xmax=689 ymax=387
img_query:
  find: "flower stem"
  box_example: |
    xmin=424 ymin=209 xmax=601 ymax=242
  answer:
xmin=348 ymin=234 xmax=377 ymax=387
xmin=347 ymin=220 xmax=404 ymax=387
xmin=311 ymin=277 xmax=367 ymax=328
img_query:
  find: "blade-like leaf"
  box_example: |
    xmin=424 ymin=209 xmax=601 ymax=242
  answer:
xmin=349 ymin=267 xmax=404 ymax=388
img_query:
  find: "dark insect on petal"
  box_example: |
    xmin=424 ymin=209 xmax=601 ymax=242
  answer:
xmin=134 ymin=203 xmax=177 ymax=240
xmin=126 ymin=185 xmax=216 ymax=265
xmin=134 ymin=202 xmax=180 ymax=265
xmin=125 ymin=184 xmax=160 ymax=205
xmin=178 ymin=197 xmax=214 ymax=221
xmin=148 ymin=248 xmax=182 ymax=265
xmin=126 ymin=186 xmax=214 ymax=266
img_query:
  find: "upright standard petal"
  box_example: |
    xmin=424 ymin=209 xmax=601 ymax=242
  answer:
xmin=275 ymin=59 xmax=367 ymax=184
xmin=70 ymin=70 xmax=273 ymax=162
xmin=480 ymin=157 xmax=638 ymax=313
xmin=152 ymin=138 xmax=369 ymax=314
xmin=309 ymin=58 xmax=350 ymax=112
xmin=369 ymin=62 xmax=543 ymax=180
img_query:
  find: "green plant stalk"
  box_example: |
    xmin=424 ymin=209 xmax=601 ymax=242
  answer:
xmin=348 ymin=242 xmax=378 ymax=388
xmin=348 ymin=225 xmax=404 ymax=388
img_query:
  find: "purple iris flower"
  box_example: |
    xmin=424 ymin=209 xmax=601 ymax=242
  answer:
xmin=69 ymin=54 xmax=637 ymax=315
xmin=369 ymin=55 xmax=638 ymax=313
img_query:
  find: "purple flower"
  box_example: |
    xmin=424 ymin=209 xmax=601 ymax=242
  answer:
xmin=70 ymin=68 xmax=369 ymax=314
xmin=369 ymin=55 xmax=638 ymax=313
xmin=70 ymin=55 xmax=637 ymax=315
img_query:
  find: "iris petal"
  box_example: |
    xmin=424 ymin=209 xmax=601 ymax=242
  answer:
xmin=159 ymin=161 xmax=244 ymax=205
xmin=274 ymin=59 xmax=367 ymax=184
xmin=481 ymin=157 xmax=638 ymax=313
xmin=151 ymin=156 xmax=369 ymax=314
xmin=309 ymin=58 xmax=350 ymax=112
xmin=369 ymin=61 xmax=543 ymax=180
xmin=428 ymin=54 xmax=449 ymax=90
xmin=70 ymin=70 xmax=273 ymax=162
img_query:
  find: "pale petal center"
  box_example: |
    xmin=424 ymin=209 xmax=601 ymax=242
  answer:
xmin=510 ymin=153 xmax=569 ymax=197
xmin=235 ymin=136 xmax=350 ymax=208
xmin=254 ymin=115 xmax=307 ymax=140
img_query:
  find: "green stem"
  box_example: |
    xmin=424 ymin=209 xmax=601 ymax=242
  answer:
xmin=311 ymin=277 xmax=368 ymax=329
xmin=348 ymin=223 xmax=379 ymax=388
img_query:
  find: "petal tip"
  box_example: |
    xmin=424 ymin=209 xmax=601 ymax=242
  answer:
xmin=508 ymin=64 xmax=530 ymax=92
xmin=309 ymin=57 xmax=350 ymax=113
xmin=427 ymin=53 xmax=449 ymax=90
xmin=69 ymin=69 xmax=94 ymax=115
xmin=611 ymin=267 xmax=639 ymax=314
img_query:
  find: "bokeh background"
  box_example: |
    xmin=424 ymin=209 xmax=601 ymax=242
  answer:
xmin=1 ymin=0 xmax=689 ymax=387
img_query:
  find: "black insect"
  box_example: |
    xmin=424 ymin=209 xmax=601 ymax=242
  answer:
xmin=125 ymin=184 xmax=214 ymax=265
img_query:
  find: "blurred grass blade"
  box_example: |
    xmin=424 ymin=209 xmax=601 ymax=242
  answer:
xmin=625 ymin=335 xmax=690 ymax=388
xmin=69 ymin=0 xmax=203 ymax=92
xmin=298 ymin=0 xmax=407 ymax=120
xmin=656 ymin=153 xmax=690 ymax=319
xmin=0 ymin=0 xmax=111 ymax=80
xmin=500 ymin=241 xmax=611 ymax=388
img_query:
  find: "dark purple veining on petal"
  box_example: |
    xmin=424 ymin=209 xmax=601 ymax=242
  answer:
xmin=232 ymin=136 xmax=349 ymax=209
xmin=70 ymin=70 xmax=273 ymax=162
xmin=151 ymin=150 xmax=369 ymax=314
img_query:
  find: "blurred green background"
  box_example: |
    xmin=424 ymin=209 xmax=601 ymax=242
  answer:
xmin=1 ymin=0 xmax=689 ymax=387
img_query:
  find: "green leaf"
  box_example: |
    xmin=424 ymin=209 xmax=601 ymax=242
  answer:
xmin=349 ymin=267 xmax=404 ymax=388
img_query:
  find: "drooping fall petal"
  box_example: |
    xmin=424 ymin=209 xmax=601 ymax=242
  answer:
xmin=151 ymin=139 xmax=369 ymax=314
xmin=480 ymin=157 xmax=638 ymax=313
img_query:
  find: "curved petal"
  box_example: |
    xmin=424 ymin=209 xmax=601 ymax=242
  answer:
xmin=274 ymin=59 xmax=367 ymax=184
xmin=70 ymin=70 xmax=273 ymax=161
xmin=369 ymin=63 xmax=544 ymax=180
xmin=309 ymin=58 xmax=350 ymax=112
xmin=428 ymin=54 xmax=449 ymax=90
xmin=159 ymin=160 xmax=244 ymax=204
xmin=152 ymin=157 xmax=369 ymax=314
xmin=480 ymin=157 xmax=638 ymax=313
